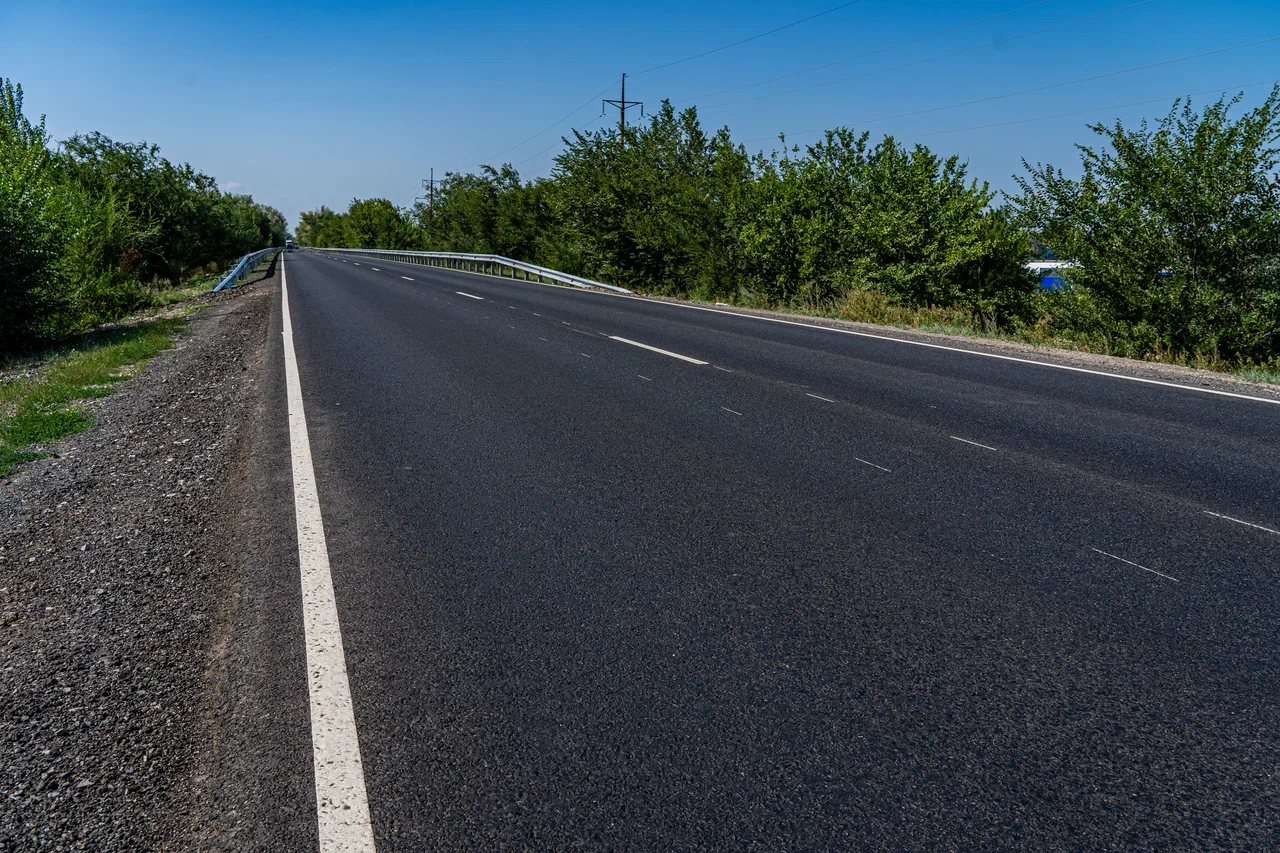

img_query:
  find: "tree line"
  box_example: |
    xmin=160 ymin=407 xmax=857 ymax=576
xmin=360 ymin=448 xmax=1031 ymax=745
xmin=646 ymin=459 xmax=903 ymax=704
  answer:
xmin=1 ymin=78 xmax=287 ymax=353
xmin=300 ymin=84 xmax=1276 ymax=370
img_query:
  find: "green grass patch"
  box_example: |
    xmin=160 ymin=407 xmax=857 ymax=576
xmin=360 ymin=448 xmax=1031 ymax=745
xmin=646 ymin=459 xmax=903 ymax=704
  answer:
xmin=0 ymin=316 xmax=188 ymax=477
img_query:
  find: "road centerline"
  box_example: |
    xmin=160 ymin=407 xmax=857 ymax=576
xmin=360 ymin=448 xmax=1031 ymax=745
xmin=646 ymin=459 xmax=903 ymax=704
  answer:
xmin=456 ymin=291 xmax=484 ymax=300
xmin=950 ymin=436 xmax=998 ymax=451
xmin=608 ymin=336 xmax=709 ymax=365
xmin=1091 ymin=547 xmax=1179 ymax=583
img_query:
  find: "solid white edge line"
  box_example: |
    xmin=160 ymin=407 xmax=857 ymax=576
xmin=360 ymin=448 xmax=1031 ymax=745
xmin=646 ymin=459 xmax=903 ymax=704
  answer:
xmin=950 ymin=435 xmax=998 ymax=451
xmin=1091 ymin=547 xmax=1179 ymax=582
xmin=280 ymin=256 xmax=377 ymax=852
xmin=1202 ymin=510 xmax=1280 ymax=535
xmin=608 ymin=336 xmax=708 ymax=365
xmin=327 ymin=253 xmax=1280 ymax=407
xmin=456 ymin=291 xmax=484 ymax=300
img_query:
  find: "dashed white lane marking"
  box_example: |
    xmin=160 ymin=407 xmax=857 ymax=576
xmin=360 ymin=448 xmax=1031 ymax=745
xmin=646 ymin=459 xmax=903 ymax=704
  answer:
xmin=855 ymin=457 xmax=892 ymax=473
xmin=714 ymin=366 xmax=733 ymax=373
xmin=720 ymin=406 xmax=744 ymax=417
xmin=1091 ymin=548 xmax=1179 ymax=583
xmin=950 ymin=435 xmax=998 ymax=451
xmin=638 ymin=375 xmax=652 ymax=381
xmin=1203 ymin=510 xmax=1279 ymax=535
xmin=280 ymin=257 xmax=376 ymax=852
xmin=353 ymin=263 xmax=360 ymax=265
xmin=370 ymin=267 xmax=380 ymax=271
xmin=401 ymin=276 xmax=414 ymax=281
xmin=562 ymin=321 xmax=572 ymax=326
xmin=608 ymin=336 xmax=709 ymax=365
xmin=456 ymin=291 xmax=484 ymax=300
xmin=532 ymin=313 xmax=541 ymax=317
xmin=806 ymin=393 xmax=836 ymax=402
xmin=581 ymin=353 xmax=592 ymax=358
xmin=538 ymin=337 xmax=549 ymax=342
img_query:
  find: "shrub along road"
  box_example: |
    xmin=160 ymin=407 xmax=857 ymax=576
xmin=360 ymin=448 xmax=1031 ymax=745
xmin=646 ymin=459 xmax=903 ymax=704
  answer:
xmin=248 ymin=251 xmax=1278 ymax=850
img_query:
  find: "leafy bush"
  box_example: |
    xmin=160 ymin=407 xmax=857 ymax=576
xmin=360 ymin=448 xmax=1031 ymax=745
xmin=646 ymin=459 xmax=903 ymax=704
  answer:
xmin=0 ymin=77 xmax=284 ymax=355
xmin=1012 ymin=86 xmax=1280 ymax=362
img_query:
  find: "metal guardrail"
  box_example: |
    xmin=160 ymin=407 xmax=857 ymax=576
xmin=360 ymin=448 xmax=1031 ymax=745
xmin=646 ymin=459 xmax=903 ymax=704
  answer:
xmin=211 ymin=247 xmax=280 ymax=292
xmin=302 ymin=247 xmax=632 ymax=294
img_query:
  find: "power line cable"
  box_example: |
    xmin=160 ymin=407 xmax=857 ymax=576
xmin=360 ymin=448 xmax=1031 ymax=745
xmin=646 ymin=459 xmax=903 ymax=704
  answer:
xmin=631 ymin=1 xmax=866 ymax=76
xmin=675 ymin=0 xmax=1056 ymax=104
xmin=742 ymin=34 xmax=1280 ymax=143
xmin=701 ymin=0 xmax=1158 ymax=110
xmin=469 ymin=79 xmax=618 ymax=168
xmin=900 ymin=79 xmax=1279 ymax=140
xmin=515 ymin=113 xmax=607 ymax=170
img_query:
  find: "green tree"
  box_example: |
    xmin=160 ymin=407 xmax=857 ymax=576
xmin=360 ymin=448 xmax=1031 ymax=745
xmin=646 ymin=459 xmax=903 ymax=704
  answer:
xmin=1011 ymin=87 xmax=1280 ymax=361
xmin=343 ymin=198 xmax=416 ymax=249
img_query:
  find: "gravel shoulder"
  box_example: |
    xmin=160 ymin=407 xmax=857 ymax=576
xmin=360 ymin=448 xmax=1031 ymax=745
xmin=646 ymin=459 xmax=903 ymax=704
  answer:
xmin=0 ymin=268 xmax=278 ymax=851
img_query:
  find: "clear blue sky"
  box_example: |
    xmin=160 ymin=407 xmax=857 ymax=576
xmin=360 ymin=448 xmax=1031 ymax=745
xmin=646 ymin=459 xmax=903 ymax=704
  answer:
xmin=3 ymin=0 xmax=1277 ymax=228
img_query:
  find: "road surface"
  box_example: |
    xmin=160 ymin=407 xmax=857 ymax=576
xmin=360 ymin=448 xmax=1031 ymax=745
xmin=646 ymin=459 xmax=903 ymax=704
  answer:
xmin=235 ymin=250 xmax=1279 ymax=850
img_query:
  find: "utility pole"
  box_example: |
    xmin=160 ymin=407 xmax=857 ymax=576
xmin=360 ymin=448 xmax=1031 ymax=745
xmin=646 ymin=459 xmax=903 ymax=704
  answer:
xmin=602 ymin=73 xmax=643 ymax=143
xmin=418 ymin=168 xmax=434 ymax=209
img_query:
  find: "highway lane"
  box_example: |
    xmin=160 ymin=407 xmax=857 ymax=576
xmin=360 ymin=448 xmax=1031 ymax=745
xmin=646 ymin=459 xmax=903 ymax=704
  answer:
xmin=277 ymin=251 xmax=1278 ymax=849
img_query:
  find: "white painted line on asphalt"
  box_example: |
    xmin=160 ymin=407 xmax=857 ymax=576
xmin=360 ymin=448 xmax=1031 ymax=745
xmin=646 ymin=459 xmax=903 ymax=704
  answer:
xmin=608 ymin=336 xmax=709 ymax=365
xmin=638 ymin=375 xmax=652 ymax=381
xmin=509 ymin=305 xmax=517 ymax=309
xmin=370 ymin=267 xmax=380 ymax=271
xmin=279 ymin=256 xmax=376 ymax=852
xmin=538 ymin=337 xmax=549 ymax=342
xmin=401 ymin=276 xmax=414 ymax=281
xmin=581 ymin=353 xmax=592 ymax=358
xmin=1091 ymin=548 xmax=1179 ymax=583
xmin=855 ymin=457 xmax=892 ymax=473
xmin=721 ymin=406 xmax=743 ymax=416
xmin=532 ymin=313 xmax=541 ymax=317
xmin=509 ymin=325 xmax=516 ymax=330
xmin=562 ymin=321 xmax=572 ymax=326
xmin=570 ymin=293 xmax=1280 ymax=407
xmin=714 ymin=366 xmax=733 ymax=373
xmin=1203 ymin=510 xmax=1279 ymax=535
xmin=456 ymin=291 xmax=484 ymax=300
xmin=353 ymin=263 xmax=360 ymax=265
xmin=950 ymin=436 xmax=998 ymax=451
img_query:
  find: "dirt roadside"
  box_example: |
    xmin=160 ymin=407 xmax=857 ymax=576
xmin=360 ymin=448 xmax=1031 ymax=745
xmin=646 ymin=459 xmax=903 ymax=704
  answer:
xmin=0 ymin=266 xmax=277 ymax=851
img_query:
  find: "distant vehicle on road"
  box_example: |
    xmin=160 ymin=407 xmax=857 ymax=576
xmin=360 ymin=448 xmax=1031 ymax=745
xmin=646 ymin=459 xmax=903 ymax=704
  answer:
xmin=285 ymin=240 xmax=296 ymax=252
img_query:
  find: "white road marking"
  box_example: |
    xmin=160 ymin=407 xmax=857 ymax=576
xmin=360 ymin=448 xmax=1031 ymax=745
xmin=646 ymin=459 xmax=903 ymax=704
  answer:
xmin=806 ymin=393 xmax=836 ymax=402
xmin=1203 ymin=510 xmax=1279 ymax=535
xmin=581 ymin=353 xmax=592 ymax=358
xmin=608 ymin=336 xmax=709 ymax=365
xmin=538 ymin=337 xmax=549 ymax=342
xmin=638 ymin=375 xmax=651 ymax=381
xmin=855 ymin=457 xmax=892 ymax=473
xmin=950 ymin=436 xmax=998 ymax=451
xmin=509 ymin=305 xmax=517 ymax=309
xmin=562 ymin=321 xmax=571 ymax=326
xmin=280 ymin=257 xmax=376 ymax=852
xmin=370 ymin=267 xmax=380 ymax=271
xmin=353 ymin=263 xmax=360 ymax=265
xmin=721 ymin=406 xmax=743 ymax=416
xmin=532 ymin=313 xmax=541 ymax=317
xmin=1091 ymin=548 xmax=1179 ymax=583
xmin=456 ymin=291 xmax=484 ymax=300
xmin=564 ymin=292 xmax=1280 ymax=408
xmin=714 ymin=366 xmax=733 ymax=373
xmin=401 ymin=276 xmax=413 ymax=281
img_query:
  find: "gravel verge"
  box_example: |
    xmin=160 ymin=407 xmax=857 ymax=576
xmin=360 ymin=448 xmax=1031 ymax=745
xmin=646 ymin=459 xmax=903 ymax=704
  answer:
xmin=0 ymin=268 xmax=277 ymax=851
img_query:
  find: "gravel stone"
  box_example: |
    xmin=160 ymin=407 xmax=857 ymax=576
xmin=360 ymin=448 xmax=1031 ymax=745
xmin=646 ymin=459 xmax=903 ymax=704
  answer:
xmin=0 ymin=270 xmax=276 ymax=851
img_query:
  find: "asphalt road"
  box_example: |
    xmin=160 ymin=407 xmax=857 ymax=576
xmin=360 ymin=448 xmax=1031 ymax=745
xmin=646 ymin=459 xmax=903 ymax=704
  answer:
xmin=263 ymin=250 xmax=1279 ymax=850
